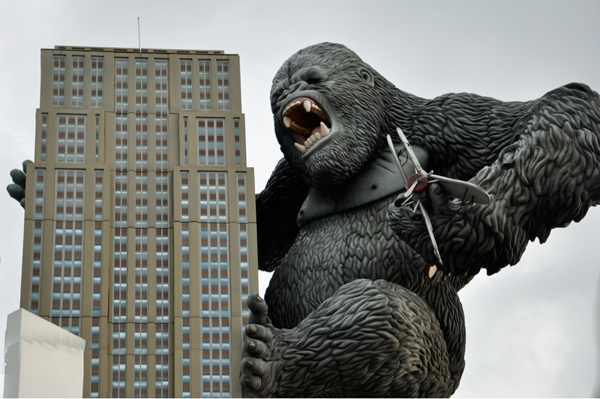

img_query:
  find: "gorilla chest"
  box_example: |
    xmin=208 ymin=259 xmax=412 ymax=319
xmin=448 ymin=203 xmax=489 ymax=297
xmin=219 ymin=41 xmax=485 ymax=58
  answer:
xmin=266 ymin=197 xmax=422 ymax=327
xmin=289 ymin=209 xmax=401 ymax=281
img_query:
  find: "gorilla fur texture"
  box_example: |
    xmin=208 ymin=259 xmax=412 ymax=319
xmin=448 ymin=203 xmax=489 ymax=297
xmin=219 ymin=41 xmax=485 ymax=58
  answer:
xmin=389 ymin=83 xmax=600 ymax=277
xmin=242 ymin=43 xmax=600 ymax=397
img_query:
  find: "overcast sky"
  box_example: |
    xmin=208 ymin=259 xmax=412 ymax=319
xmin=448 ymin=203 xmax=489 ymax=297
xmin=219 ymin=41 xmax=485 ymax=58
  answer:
xmin=1 ymin=0 xmax=599 ymax=397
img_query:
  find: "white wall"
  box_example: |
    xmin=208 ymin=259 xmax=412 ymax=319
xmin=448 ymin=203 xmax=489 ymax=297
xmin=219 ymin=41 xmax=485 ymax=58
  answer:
xmin=3 ymin=309 xmax=85 ymax=398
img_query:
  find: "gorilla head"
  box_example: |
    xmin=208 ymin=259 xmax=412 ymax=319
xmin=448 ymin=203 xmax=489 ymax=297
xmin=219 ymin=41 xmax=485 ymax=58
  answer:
xmin=270 ymin=43 xmax=391 ymax=188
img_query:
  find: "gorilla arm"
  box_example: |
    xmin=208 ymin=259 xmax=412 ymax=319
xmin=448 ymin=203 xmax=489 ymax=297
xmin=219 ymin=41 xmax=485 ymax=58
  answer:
xmin=256 ymin=158 xmax=309 ymax=272
xmin=389 ymin=85 xmax=600 ymax=277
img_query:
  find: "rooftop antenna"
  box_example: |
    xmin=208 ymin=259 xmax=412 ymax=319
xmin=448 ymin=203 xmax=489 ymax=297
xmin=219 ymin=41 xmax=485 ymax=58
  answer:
xmin=137 ymin=17 xmax=142 ymax=53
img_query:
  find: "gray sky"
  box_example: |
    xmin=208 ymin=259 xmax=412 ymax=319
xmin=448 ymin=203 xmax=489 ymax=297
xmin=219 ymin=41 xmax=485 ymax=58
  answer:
xmin=1 ymin=0 xmax=599 ymax=396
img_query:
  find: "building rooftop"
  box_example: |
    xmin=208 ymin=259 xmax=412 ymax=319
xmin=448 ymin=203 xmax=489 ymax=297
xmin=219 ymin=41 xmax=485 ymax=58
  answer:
xmin=51 ymin=45 xmax=228 ymax=55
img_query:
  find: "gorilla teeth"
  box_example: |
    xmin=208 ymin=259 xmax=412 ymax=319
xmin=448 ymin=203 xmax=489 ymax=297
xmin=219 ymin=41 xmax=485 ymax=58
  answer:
xmin=295 ymin=121 xmax=332 ymax=154
xmin=282 ymin=97 xmax=330 ymax=137
xmin=294 ymin=143 xmax=307 ymax=154
xmin=303 ymin=100 xmax=312 ymax=113
xmin=320 ymin=121 xmax=330 ymax=137
xmin=283 ymin=97 xmax=332 ymax=155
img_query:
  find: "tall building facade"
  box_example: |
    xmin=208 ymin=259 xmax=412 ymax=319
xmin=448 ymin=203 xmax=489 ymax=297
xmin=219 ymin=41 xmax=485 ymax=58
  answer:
xmin=19 ymin=46 xmax=258 ymax=398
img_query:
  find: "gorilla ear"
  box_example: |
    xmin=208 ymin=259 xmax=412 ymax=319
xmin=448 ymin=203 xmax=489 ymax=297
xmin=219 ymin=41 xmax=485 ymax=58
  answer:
xmin=357 ymin=67 xmax=374 ymax=87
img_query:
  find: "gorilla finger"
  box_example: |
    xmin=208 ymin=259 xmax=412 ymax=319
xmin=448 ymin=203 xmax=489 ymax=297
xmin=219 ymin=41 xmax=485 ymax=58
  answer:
xmin=427 ymin=182 xmax=446 ymax=214
xmin=247 ymin=294 xmax=269 ymax=324
xmin=245 ymin=324 xmax=273 ymax=343
xmin=10 ymin=169 xmax=26 ymax=188
xmin=243 ymin=339 xmax=268 ymax=358
xmin=242 ymin=357 xmax=269 ymax=377
xmin=7 ymin=184 xmax=25 ymax=201
xmin=20 ymin=198 xmax=26 ymax=208
xmin=241 ymin=373 xmax=262 ymax=392
xmin=22 ymin=160 xmax=33 ymax=173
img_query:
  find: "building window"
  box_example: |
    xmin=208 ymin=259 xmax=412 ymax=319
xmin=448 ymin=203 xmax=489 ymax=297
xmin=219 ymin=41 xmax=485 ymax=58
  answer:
xmin=135 ymin=59 xmax=148 ymax=115
xmin=181 ymin=222 xmax=191 ymax=319
xmin=133 ymin=324 xmax=148 ymax=355
xmin=181 ymin=172 xmax=190 ymax=223
xmin=90 ymin=317 xmax=101 ymax=397
xmin=114 ymin=53 xmax=129 ymax=329
xmin=115 ymin=58 xmax=129 ymax=114
xmin=135 ymin=116 xmax=148 ymax=171
xmin=199 ymin=60 xmax=211 ymax=110
xmin=155 ymin=229 xmax=170 ymax=322
xmin=181 ymin=171 xmax=191 ymax=397
xmin=199 ymin=172 xmax=229 ymax=318
xmin=34 ymin=170 xmax=46 ymax=220
xmin=134 ymin=229 xmax=149 ymax=323
xmin=54 ymin=169 xmax=85 ymax=221
xmin=182 ymin=330 xmax=191 ymax=397
xmin=155 ymin=60 xmax=168 ymax=112
xmin=237 ymin=173 xmax=247 ymax=223
xmin=155 ymin=59 xmax=169 ymax=171
xmin=237 ymin=173 xmax=250 ymax=324
xmin=94 ymin=171 xmax=103 ymax=221
xmin=112 ymin=323 xmax=127 ymax=356
xmin=198 ymin=172 xmax=231 ymax=397
xmin=201 ymin=318 xmax=231 ymax=397
xmin=114 ymin=173 xmax=128 ymax=228
xmin=156 ymin=174 xmax=169 ymax=228
xmin=134 ymin=59 xmax=149 ymax=174
xmin=93 ymin=171 xmax=103 ymax=319
xmin=30 ymin=219 xmax=44 ymax=315
xmin=52 ymin=55 xmax=66 ymax=107
xmin=199 ymin=172 xmax=228 ymax=224
xmin=51 ymin=170 xmax=85 ymax=335
xmin=113 ymin=227 xmax=128 ymax=323
xmin=31 ymin=169 xmax=46 ymax=315
xmin=92 ymin=222 xmax=102 ymax=318
xmin=115 ymin=115 xmax=128 ymax=171
xmin=71 ymin=56 xmax=85 ymax=107
xmin=112 ymin=353 xmax=127 ymax=398
xmin=197 ymin=118 xmax=225 ymax=166
xmin=183 ymin=117 xmax=189 ymax=165
xmin=234 ymin=118 xmax=241 ymax=166
xmin=91 ymin=57 xmax=104 ymax=107
xmin=135 ymin=174 xmax=149 ymax=228
xmin=57 ymin=115 xmax=86 ymax=163
xmin=155 ymin=352 xmax=169 ymax=398
xmin=155 ymin=115 xmax=168 ymax=169
xmin=95 ymin=115 xmax=100 ymax=163
xmin=41 ymin=113 xmax=48 ymax=162
xmin=133 ymin=354 xmax=148 ymax=398
xmin=217 ymin=61 xmax=229 ymax=111
xmin=180 ymin=60 xmax=193 ymax=110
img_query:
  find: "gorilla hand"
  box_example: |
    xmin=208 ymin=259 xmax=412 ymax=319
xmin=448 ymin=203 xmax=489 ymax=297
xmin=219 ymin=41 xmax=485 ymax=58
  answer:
xmin=7 ymin=160 xmax=32 ymax=208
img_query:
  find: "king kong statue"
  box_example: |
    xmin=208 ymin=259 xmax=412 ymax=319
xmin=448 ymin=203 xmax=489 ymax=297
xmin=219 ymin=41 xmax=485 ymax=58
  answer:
xmin=239 ymin=42 xmax=600 ymax=397
xmin=7 ymin=42 xmax=599 ymax=398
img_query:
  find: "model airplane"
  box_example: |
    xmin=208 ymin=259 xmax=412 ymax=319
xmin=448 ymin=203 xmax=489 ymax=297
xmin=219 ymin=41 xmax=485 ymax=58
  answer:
xmin=387 ymin=128 xmax=491 ymax=275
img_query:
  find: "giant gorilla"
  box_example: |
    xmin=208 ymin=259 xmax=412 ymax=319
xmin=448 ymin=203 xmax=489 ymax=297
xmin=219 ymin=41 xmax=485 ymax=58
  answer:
xmin=240 ymin=43 xmax=600 ymax=397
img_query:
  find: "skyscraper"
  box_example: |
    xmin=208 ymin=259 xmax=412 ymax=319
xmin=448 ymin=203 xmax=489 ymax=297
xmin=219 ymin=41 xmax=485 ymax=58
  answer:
xmin=19 ymin=46 xmax=258 ymax=398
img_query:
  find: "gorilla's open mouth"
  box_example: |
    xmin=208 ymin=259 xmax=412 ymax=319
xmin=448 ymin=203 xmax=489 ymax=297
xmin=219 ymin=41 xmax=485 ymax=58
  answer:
xmin=282 ymin=97 xmax=332 ymax=154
